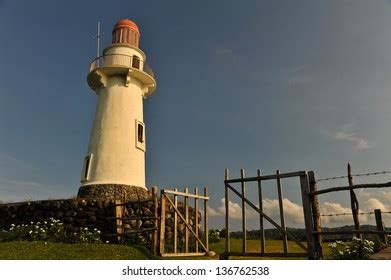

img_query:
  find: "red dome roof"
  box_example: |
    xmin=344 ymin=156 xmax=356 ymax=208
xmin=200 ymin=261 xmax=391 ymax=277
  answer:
xmin=113 ymin=19 xmax=139 ymax=33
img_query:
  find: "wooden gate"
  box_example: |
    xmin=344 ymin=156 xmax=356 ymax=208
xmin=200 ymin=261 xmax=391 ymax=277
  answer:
xmin=222 ymin=169 xmax=316 ymax=259
xmin=159 ymin=187 xmax=212 ymax=257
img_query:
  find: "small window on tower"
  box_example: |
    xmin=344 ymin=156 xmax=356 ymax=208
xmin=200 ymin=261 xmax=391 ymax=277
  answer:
xmin=132 ymin=55 xmax=140 ymax=69
xmin=138 ymin=123 xmax=144 ymax=143
xmin=82 ymin=154 xmax=93 ymax=182
xmin=135 ymin=120 xmax=146 ymax=151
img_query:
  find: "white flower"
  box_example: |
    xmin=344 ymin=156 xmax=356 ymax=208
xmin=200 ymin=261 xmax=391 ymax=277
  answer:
xmin=97 ymin=230 xmax=101 ymax=234
xmin=11 ymin=224 xmax=15 ymax=227
xmin=84 ymin=228 xmax=88 ymax=231
xmin=29 ymin=230 xmax=33 ymax=234
xmin=44 ymin=221 xmax=47 ymax=224
xmin=106 ymin=241 xmax=109 ymax=244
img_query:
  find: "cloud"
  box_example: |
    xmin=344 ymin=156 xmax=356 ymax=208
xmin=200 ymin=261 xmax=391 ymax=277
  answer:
xmin=332 ymin=131 xmax=370 ymax=150
xmin=209 ymin=197 xmax=304 ymax=226
xmin=321 ymin=128 xmax=372 ymax=150
xmin=208 ymin=198 xmax=257 ymax=220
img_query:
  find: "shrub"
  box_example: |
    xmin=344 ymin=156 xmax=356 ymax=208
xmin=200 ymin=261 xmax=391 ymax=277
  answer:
xmin=4 ymin=218 xmax=102 ymax=244
xmin=209 ymin=229 xmax=221 ymax=243
xmin=328 ymin=237 xmax=374 ymax=260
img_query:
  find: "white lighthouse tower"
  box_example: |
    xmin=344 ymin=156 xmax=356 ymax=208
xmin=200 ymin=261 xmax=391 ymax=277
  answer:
xmin=78 ymin=19 xmax=156 ymax=199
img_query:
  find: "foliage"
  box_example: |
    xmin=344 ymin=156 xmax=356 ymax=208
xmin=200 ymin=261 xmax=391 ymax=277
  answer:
xmin=208 ymin=229 xmax=221 ymax=243
xmin=3 ymin=218 xmax=102 ymax=244
xmin=328 ymin=237 xmax=374 ymax=260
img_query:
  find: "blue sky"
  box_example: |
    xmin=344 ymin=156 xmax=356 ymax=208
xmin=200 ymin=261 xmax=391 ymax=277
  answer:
xmin=1 ymin=0 xmax=391 ymax=229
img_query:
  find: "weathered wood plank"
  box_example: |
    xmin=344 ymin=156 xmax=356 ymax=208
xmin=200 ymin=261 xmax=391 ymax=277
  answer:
xmin=225 ymin=171 xmax=307 ymax=183
xmin=163 ymin=189 xmax=209 ymax=200
xmin=375 ymin=209 xmax=388 ymax=245
xmin=185 ymin=187 xmax=189 ymax=253
xmin=308 ymin=171 xmax=323 ymax=259
xmin=174 ymin=188 xmax=178 ymax=254
xmin=257 ymin=169 xmax=265 ymax=254
xmin=159 ymin=190 xmax=166 ymax=255
xmin=194 ymin=187 xmax=199 ymax=253
xmin=348 ymin=163 xmax=361 ymax=238
xmin=161 ymin=252 xmax=206 ymax=257
xmin=204 ymin=187 xmax=209 ymax=251
xmin=300 ymin=174 xmax=316 ymax=259
xmin=241 ymin=169 xmax=247 ymax=254
xmin=276 ymin=170 xmax=288 ymax=255
xmin=152 ymin=186 xmax=159 ymax=256
xmin=310 ymin=181 xmax=391 ymax=196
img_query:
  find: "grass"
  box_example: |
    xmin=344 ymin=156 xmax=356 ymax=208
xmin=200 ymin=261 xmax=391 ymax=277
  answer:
xmin=165 ymin=238 xmax=331 ymax=260
xmin=0 ymin=238 xmax=331 ymax=260
xmin=0 ymin=241 xmax=158 ymax=260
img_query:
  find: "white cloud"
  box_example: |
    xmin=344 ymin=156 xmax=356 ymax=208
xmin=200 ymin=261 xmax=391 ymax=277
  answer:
xmin=332 ymin=131 xmax=370 ymax=150
xmin=208 ymin=198 xmax=256 ymax=220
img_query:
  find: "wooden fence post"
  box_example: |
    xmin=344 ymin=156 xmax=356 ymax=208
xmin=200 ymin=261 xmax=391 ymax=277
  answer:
xmin=194 ymin=187 xmax=199 ymax=253
xmin=348 ymin=163 xmax=361 ymax=238
xmin=300 ymin=174 xmax=316 ymax=259
xmin=152 ymin=186 xmax=159 ymax=256
xmin=173 ymin=188 xmax=178 ymax=253
xmin=240 ymin=169 xmax=247 ymax=254
xmin=185 ymin=187 xmax=189 ymax=253
xmin=276 ymin=170 xmax=288 ymax=255
xmin=374 ymin=209 xmax=387 ymax=245
xmin=204 ymin=187 xmax=209 ymax=252
xmin=159 ymin=190 xmax=166 ymax=255
xmin=257 ymin=169 xmax=265 ymax=254
xmin=308 ymin=171 xmax=323 ymax=259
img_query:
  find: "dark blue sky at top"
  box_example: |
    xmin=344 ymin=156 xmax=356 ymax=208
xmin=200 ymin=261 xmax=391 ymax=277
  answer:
xmin=1 ymin=0 xmax=391 ymax=228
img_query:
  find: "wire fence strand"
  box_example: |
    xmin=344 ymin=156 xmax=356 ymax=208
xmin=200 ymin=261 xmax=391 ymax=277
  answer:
xmin=317 ymin=170 xmax=391 ymax=182
xmin=320 ymin=211 xmax=391 ymax=217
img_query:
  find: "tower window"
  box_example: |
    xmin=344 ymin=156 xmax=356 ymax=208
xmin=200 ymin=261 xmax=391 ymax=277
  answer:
xmin=82 ymin=154 xmax=93 ymax=181
xmin=138 ymin=123 xmax=144 ymax=143
xmin=132 ymin=55 xmax=140 ymax=69
xmin=135 ymin=120 xmax=146 ymax=151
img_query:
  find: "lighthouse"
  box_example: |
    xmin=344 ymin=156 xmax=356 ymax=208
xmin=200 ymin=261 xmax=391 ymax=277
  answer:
xmin=78 ymin=19 xmax=156 ymax=199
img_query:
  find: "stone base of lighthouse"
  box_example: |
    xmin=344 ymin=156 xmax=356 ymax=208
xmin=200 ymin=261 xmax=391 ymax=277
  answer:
xmin=77 ymin=184 xmax=151 ymax=201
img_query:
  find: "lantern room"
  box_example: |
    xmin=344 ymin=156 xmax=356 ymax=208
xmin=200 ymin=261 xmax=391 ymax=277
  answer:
xmin=111 ymin=19 xmax=140 ymax=47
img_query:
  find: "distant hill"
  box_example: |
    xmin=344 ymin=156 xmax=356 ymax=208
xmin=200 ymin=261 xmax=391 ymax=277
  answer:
xmin=222 ymin=225 xmax=390 ymax=241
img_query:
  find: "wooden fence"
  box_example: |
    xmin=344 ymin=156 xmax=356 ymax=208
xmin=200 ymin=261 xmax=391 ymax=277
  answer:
xmin=309 ymin=164 xmax=391 ymax=258
xmin=159 ymin=187 xmax=212 ymax=257
xmin=222 ymin=169 xmax=315 ymax=259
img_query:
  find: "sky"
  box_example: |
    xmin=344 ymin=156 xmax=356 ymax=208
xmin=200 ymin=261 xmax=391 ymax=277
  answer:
xmin=1 ymin=0 xmax=391 ymax=230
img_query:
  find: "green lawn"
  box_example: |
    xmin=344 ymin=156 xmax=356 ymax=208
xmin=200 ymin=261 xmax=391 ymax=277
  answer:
xmin=0 ymin=239 xmax=330 ymax=260
xmin=0 ymin=241 xmax=157 ymax=260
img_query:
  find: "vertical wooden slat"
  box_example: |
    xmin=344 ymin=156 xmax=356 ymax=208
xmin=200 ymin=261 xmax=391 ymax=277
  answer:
xmin=224 ymin=169 xmax=230 ymax=254
xmin=194 ymin=187 xmax=199 ymax=253
xmin=240 ymin=169 xmax=247 ymax=253
xmin=300 ymin=174 xmax=316 ymax=259
xmin=204 ymin=187 xmax=209 ymax=251
xmin=374 ymin=209 xmax=387 ymax=245
xmin=276 ymin=170 xmax=288 ymax=254
xmin=307 ymin=171 xmax=323 ymax=259
xmin=257 ymin=169 xmax=265 ymax=254
xmin=173 ymin=188 xmax=178 ymax=253
xmin=184 ymin=187 xmax=189 ymax=253
xmin=115 ymin=199 xmax=123 ymax=243
xmin=348 ymin=163 xmax=361 ymax=238
xmin=152 ymin=186 xmax=159 ymax=256
xmin=159 ymin=191 xmax=166 ymax=255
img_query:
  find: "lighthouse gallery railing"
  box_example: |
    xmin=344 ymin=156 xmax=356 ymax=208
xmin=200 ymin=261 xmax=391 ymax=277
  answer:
xmin=89 ymin=53 xmax=155 ymax=78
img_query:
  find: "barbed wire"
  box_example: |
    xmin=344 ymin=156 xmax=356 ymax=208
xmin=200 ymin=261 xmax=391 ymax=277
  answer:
xmin=317 ymin=170 xmax=391 ymax=182
xmin=320 ymin=211 xmax=391 ymax=217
